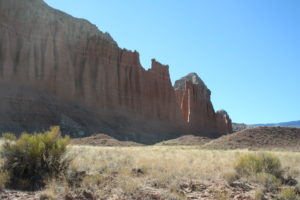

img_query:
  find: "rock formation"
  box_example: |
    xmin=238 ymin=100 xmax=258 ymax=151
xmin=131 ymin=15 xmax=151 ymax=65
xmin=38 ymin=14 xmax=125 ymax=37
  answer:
xmin=0 ymin=0 xmax=232 ymax=143
xmin=232 ymin=123 xmax=250 ymax=132
xmin=174 ymin=73 xmax=232 ymax=137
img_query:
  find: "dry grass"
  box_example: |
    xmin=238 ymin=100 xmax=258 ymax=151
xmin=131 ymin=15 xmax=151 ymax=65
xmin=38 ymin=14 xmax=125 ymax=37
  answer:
xmin=0 ymin=139 xmax=4 ymax=166
xmin=67 ymin=145 xmax=300 ymax=199
xmin=70 ymin=146 xmax=240 ymax=182
xmin=69 ymin=146 xmax=300 ymax=181
xmin=1 ymin=142 xmax=300 ymax=199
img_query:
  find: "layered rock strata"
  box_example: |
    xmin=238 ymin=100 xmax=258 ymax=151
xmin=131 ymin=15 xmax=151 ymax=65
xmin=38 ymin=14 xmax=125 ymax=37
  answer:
xmin=0 ymin=0 xmax=232 ymax=143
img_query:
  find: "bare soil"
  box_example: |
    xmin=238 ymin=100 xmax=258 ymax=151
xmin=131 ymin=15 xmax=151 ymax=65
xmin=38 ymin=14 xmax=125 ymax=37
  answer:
xmin=72 ymin=133 xmax=144 ymax=147
xmin=203 ymin=126 xmax=300 ymax=151
xmin=0 ymin=180 xmax=273 ymax=200
xmin=155 ymin=135 xmax=212 ymax=146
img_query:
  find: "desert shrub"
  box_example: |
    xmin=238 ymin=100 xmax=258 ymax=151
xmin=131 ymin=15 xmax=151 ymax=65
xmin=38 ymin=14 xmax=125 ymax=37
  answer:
xmin=223 ymin=171 xmax=239 ymax=185
xmin=295 ymin=183 xmax=300 ymax=193
xmin=234 ymin=153 xmax=283 ymax=178
xmin=67 ymin=170 xmax=87 ymax=188
xmin=255 ymin=173 xmax=281 ymax=191
xmin=283 ymin=168 xmax=299 ymax=186
xmin=0 ymin=171 xmax=10 ymax=190
xmin=1 ymin=133 xmax=17 ymax=141
xmin=0 ymin=126 xmax=71 ymax=190
xmin=253 ymin=189 xmax=265 ymax=200
xmin=279 ymin=187 xmax=300 ymax=200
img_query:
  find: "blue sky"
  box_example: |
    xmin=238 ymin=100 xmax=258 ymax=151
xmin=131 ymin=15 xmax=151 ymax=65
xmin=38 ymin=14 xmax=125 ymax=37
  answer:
xmin=44 ymin=0 xmax=300 ymax=124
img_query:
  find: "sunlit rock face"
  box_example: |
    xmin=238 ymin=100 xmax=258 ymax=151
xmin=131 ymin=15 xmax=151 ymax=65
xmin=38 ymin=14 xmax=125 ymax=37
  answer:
xmin=174 ymin=73 xmax=232 ymax=137
xmin=0 ymin=0 xmax=231 ymax=143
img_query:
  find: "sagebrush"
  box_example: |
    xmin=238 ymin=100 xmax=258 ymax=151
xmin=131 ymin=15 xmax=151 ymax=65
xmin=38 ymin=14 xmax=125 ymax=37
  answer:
xmin=0 ymin=126 xmax=71 ymax=190
xmin=235 ymin=153 xmax=283 ymax=178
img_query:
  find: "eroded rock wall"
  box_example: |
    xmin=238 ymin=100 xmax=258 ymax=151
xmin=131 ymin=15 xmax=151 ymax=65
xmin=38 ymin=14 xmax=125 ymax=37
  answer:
xmin=0 ymin=0 xmax=231 ymax=143
xmin=175 ymin=73 xmax=232 ymax=136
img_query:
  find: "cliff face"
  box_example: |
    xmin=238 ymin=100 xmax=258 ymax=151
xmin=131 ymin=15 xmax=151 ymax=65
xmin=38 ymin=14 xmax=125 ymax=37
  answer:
xmin=174 ymin=73 xmax=232 ymax=137
xmin=0 ymin=0 xmax=231 ymax=143
xmin=216 ymin=110 xmax=233 ymax=134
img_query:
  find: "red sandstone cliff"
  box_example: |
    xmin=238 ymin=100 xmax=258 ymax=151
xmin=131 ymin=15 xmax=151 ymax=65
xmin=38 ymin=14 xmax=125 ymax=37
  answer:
xmin=0 ymin=0 xmax=231 ymax=143
xmin=174 ymin=73 xmax=232 ymax=136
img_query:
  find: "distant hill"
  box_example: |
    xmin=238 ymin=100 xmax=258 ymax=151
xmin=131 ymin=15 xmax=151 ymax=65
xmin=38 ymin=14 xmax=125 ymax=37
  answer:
xmin=203 ymin=127 xmax=300 ymax=151
xmin=232 ymin=123 xmax=251 ymax=132
xmin=72 ymin=134 xmax=143 ymax=147
xmin=252 ymin=120 xmax=300 ymax=128
xmin=155 ymin=135 xmax=212 ymax=146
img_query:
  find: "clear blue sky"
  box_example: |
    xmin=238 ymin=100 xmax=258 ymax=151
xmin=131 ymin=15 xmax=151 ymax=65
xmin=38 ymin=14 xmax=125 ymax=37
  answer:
xmin=44 ymin=0 xmax=300 ymax=124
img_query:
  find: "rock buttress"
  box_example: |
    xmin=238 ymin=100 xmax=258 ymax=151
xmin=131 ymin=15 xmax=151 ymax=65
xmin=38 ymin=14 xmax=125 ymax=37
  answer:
xmin=174 ymin=73 xmax=232 ymax=136
xmin=0 ymin=0 xmax=231 ymax=143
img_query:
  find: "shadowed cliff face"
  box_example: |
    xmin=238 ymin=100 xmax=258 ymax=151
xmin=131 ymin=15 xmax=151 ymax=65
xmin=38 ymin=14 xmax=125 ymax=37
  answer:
xmin=0 ymin=0 xmax=232 ymax=143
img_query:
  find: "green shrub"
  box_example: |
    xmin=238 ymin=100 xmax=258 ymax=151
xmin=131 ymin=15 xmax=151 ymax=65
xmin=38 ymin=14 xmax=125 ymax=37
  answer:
xmin=253 ymin=189 xmax=265 ymax=200
xmin=0 ymin=126 xmax=71 ymax=190
xmin=279 ymin=187 xmax=300 ymax=200
xmin=234 ymin=153 xmax=283 ymax=178
xmin=0 ymin=171 xmax=10 ymax=190
xmin=1 ymin=133 xmax=17 ymax=141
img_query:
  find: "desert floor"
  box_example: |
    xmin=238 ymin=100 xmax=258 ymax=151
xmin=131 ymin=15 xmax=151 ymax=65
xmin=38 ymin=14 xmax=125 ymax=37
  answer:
xmin=1 ymin=143 xmax=300 ymax=199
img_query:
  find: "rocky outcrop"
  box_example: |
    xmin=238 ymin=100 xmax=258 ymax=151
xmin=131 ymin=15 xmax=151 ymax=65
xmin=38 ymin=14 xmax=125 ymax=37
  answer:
xmin=232 ymin=123 xmax=250 ymax=132
xmin=216 ymin=110 xmax=233 ymax=134
xmin=174 ymin=73 xmax=232 ymax=136
xmin=0 ymin=0 xmax=232 ymax=143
